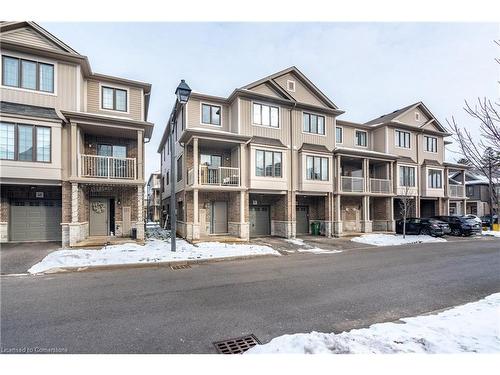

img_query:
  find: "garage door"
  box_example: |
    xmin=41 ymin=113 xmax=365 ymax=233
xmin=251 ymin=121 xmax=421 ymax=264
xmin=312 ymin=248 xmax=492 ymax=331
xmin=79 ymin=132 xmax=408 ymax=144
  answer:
xmin=10 ymin=200 xmax=62 ymax=241
xmin=250 ymin=206 xmax=270 ymax=237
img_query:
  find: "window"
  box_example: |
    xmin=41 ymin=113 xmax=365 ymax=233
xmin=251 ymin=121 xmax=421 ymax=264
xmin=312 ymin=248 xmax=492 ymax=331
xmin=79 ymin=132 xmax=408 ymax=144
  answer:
xmin=287 ymin=80 xmax=295 ymax=92
xmin=399 ymin=166 xmax=416 ymax=187
xmin=201 ymin=104 xmax=221 ymax=126
xmin=101 ymin=86 xmax=127 ymax=112
xmin=200 ymin=154 xmax=221 ymax=167
xmin=166 ymin=171 xmax=169 ymax=186
xmin=395 ymin=130 xmax=411 ymax=148
xmin=0 ymin=122 xmax=51 ymax=162
xmin=355 ymin=130 xmax=367 ymax=147
xmin=306 ymin=156 xmax=328 ymax=181
xmin=415 ymin=112 xmax=421 ymax=121
xmin=466 ymin=185 xmax=474 ymax=197
xmin=336 ymin=126 xmax=343 ymax=143
xmin=255 ymin=150 xmax=282 ymax=177
xmin=177 ymin=156 xmax=182 ymax=182
xmin=2 ymin=55 xmax=54 ymax=93
xmin=97 ymin=144 xmax=127 ymax=157
xmin=303 ymin=113 xmax=325 ymax=135
xmin=253 ymin=103 xmax=279 ymax=128
xmin=425 ymin=136 xmax=437 ymax=153
xmin=428 ymin=169 xmax=442 ymax=188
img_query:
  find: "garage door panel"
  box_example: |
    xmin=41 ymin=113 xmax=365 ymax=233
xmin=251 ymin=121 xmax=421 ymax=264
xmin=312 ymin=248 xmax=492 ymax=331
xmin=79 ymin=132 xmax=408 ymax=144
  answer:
xmin=10 ymin=200 xmax=61 ymax=241
xmin=250 ymin=206 xmax=270 ymax=237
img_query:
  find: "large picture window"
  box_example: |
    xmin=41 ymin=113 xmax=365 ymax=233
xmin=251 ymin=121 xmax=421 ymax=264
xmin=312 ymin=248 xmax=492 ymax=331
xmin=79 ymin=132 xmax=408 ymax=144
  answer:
xmin=355 ymin=130 xmax=367 ymax=147
xmin=2 ymin=55 xmax=54 ymax=93
xmin=303 ymin=112 xmax=325 ymax=135
xmin=101 ymin=86 xmax=127 ymax=112
xmin=428 ymin=169 xmax=442 ymax=188
xmin=255 ymin=150 xmax=282 ymax=177
xmin=306 ymin=156 xmax=328 ymax=181
xmin=395 ymin=129 xmax=411 ymax=148
xmin=399 ymin=166 xmax=416 ymax=187
xmin=201 ymin=104 xmax=221 ymax=126
xmin=0 ymin=122 xmax=51 ymax=162
xmin=425 ymin=136 xmax=437 ymax=153
xmin=253 ymin=103 xmax=279 ymax=128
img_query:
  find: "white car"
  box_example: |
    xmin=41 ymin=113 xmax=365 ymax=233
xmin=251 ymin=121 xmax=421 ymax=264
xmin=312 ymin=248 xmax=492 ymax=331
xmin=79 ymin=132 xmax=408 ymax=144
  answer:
xmin=464 ymin=215 xmax=483 ymax=225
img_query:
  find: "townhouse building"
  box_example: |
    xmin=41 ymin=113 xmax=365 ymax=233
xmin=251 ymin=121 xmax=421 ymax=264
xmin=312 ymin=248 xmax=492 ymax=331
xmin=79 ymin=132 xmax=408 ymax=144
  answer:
xmin=146 ymin=172 xmax=161 ymax=222
xmin=450 ymin=171 xmax=499 ymax=217
xmin=0 ymin=22 xmax=153 ymax=246
xmin=157 ymin=67 xmax=467 ymax=241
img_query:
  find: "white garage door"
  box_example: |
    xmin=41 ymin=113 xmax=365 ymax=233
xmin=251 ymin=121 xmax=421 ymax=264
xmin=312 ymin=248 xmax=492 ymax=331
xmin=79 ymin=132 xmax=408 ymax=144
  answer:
xmin=10 ymin=200 xmax=62 ymax=241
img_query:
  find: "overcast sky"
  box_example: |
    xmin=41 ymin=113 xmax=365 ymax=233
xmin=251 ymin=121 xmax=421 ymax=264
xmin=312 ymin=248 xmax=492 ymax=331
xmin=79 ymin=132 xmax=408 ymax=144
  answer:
xmin=42 ymin=22 xmax=499 ymax=178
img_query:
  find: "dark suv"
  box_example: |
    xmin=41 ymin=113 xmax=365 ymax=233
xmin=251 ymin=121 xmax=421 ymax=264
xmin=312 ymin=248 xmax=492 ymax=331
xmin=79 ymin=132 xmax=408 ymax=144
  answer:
xmin=431 ymin=215 xmax=482 ymax=236
xmin=395 ymin=218 xmax=449 ymax=237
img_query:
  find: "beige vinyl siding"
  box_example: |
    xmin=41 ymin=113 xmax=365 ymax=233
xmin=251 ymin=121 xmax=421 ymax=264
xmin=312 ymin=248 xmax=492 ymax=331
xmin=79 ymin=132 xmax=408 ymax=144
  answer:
xmin=372 ymin=127 xmax=386 ymax=153
xmin=294 ymin=109 xmax=335 ymax=150
xmin=0 ymin=61 xmax=77 ymax=111
xmin=1 ymin=27 xmax=64 ymax=52
xmin=250 ymin=83 xmax=282 ymax=98
xmin=397 ymin=107 xmax=429 ymax=126
xmin=337 ymin=124 xmax=372 ymax=149
xmin=418 ymin=133 xmax=444 ymax=164
xmin=86 ymin=80 xmax=143 ymax=121
xmin=230 ymin=99 xmax=239 ymax=133
xmin=185 ymin=97 xmax=230 ymax=132
xmin=273 ymin=72 xmax=327 ymax=108
xmin=388 ymin=127 xmax=417 ymax=160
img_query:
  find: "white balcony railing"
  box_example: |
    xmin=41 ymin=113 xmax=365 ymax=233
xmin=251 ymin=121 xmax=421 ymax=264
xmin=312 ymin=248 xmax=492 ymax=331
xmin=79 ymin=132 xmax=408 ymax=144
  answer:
xmin=370 ymin=178 xmax=392 ymax=194
xmin=341 ymin=176 xmax=365 ymax=192
xmin=187 ymin=166 xmax=240 ymax=186
xmin=448 ymin=184 xmax=465 ymax=198
xmin=81 ymin=154 xmax=136 ymax=179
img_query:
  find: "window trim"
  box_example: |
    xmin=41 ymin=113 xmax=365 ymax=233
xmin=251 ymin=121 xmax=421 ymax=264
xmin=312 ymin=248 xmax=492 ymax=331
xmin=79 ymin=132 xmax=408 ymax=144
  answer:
xmin=395 ymin=129 xmax=412 ymax=149
xmin=1 ymin=53 xmax=57 ymax=96
xmin=255 ymin=149 xmax=283 ymax=178
xmin=98 ymin=83 xmax=129 ymax=114
xmin=176 ymin=155 xmax=183 ymax=182
xmin=398 ymin=164 xmax=417 ymax=187
xmin=354 ymin=129 xmax=368 ymax=148
xmin=0 ymin=121 xmax=52 ymax=163
xmin=335 ymin=126 xmax=343 ymax=144
xmin=302 ymin=111 xmax=326 ymax=136
xmin=305 ymin=154 xmax=329 ymax=181
xmin=286 ymin=80 xmax=296 ymax=92
xmin=427 ymin=168 xmax=443 ymax=189
xmin=424 ymin=135 xmax=438 ymax=154
xmin=200 ymin=102 xmax=222 ymax=127
xmin=251 ymin=101 xmax=280 ymax=129
xmin=415 ymin=111 xmax=421 ymax=121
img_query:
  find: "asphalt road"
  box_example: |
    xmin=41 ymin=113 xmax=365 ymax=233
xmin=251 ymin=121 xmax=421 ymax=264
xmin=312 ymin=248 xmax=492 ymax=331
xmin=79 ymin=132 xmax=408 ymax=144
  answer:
xmin=1 ymin=237 xmax=499 ymax=354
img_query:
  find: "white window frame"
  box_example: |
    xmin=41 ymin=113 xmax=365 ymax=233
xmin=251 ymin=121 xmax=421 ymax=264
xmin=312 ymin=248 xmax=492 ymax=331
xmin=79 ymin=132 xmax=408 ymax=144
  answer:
xmin=305 ymin=154 xmax=330 ymax=181
xmin=255 ymin=149 xmax=283 ymax=178
xmin=395 ymin=129 xmax=412 ymax=149
xmin=335 ymin=126 xmax=343 ymax=144
xmin=98 ymin=82 xmax=130 ymax=114
xmin=0 ymin=52 xmax=58 ymax=96
xmin=354 ymin=129 xmax=368 ymax=148
xmin=427 ymin=168 xmax=443 ymax=189
xmin=200 ymin=101 xmax=223 ymax=127
xmin=251 ymin=101 xmax=280 ymax=129
xmin=424 ymin=135 xmax=438 ymax=153
xmin=302 ymin=111 xmax=326 ymax=136
xmin=398 ymin=165 xmax=417 ymax=187
xmin=286 ymin=80 xmax=296 ymax=92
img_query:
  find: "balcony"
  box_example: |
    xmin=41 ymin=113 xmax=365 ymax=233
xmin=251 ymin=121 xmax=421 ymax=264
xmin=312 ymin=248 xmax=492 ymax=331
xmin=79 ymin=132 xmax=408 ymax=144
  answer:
xmin=448 ymin=184 xmax=465 ymax=198
xmin=370 ymin=178 xmax=392 ymax=194
xmin=81 ymin=154 xmax=137 ymax=180
xmin=341 ymin=176 xmax=365 ymax=192
xmin=188 ymin=166 xmax=240 ymax=187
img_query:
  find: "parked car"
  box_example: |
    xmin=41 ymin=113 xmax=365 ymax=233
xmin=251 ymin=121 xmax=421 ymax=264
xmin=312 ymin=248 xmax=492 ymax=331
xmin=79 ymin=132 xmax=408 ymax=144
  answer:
xmin=480 ymin=214 xmax=498 ymax=227
xmin=431 ymin=215 xmax=482 ymax=236
xmin=395 ymin=218 xmax=449 ymax=237
xmin=464 ymin=214 xmax=482 ymax=225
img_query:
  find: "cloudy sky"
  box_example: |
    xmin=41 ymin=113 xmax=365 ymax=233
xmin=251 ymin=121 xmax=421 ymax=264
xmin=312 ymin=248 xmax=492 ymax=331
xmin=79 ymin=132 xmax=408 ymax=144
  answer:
xmin=42 ymin=22 xmax=499 ymax=178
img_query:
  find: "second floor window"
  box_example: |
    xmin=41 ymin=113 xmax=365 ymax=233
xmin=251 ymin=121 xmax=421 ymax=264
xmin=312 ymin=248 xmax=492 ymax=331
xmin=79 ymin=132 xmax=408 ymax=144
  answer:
xmin=253 ymin=103 xmax=279 ymax=128
xmin=428 ymin=169 xmax=442 ymax=188
xmin=255 ymin=150 xmax=282 ymax=177
xmin=336 ymin=126 xmax=343 ymax=143
xmin=166 ymin=171 xmax=169 ymax=186
xmin=355 ymin=130 xmax=367 ymax=147
xmin=425 ymin=136 xmax=437 ymax=153
xmin=0 ymin=122 xmax=51 ymax=162
xmin=102 ymin=86 xmax=127 ymax=112
xmin=395 ymin=130 xmax=411 ymax=148
xmin=399 ymin=166 xmax=415 ymax=187
xmin=306 ymin=156 xmax=328 ymax=181
xmin=201 ymin=104 xmax=221 ymax=126
xmin=2 ymin=55 xmax=54 ymax=93
xmin=177 ymin=156 xmax=183 ymax=182
xmin=303 ymin=113 xmax=325 ymax=135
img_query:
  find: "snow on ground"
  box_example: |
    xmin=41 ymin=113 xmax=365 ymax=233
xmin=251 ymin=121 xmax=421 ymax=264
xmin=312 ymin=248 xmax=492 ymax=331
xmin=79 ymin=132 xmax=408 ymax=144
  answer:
xmin=285 ymin=238 xmax=306 ymax=246
xmin=248 ymin=293 xmax=500 ymax=354
xmin=351 ymin=233 xmax=446 ymax=247
xmin=285 ymin=238 xmax=342 ymax=254
xmin=28 ymin=235 xmax=279 ymax=274
xmin=482 ymin=230 xmax=500 ymax=238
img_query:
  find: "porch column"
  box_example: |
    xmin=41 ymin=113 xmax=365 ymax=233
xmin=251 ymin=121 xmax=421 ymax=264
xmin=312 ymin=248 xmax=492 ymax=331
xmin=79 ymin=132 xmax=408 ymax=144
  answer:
xmin=444 ymin=167 xmax=449 ymax=198
xmin=137 ymin=185 xmax=144 ymax=240
xmin=69 ymin=182 xmax=80 ymax=246
xmin=193 ymin=137 xmax=199 ymax=186
xmin=70 ymin=123 xmax=78 ymax=178
xmin=137 ymin=130 xmax=143 ymax=181
xmin=192 ymin=188 xmax=200 ymax=240
xmin=388 ymin=197 xmax=395 ymax=232
xmin=239 ymin=190 xmax=249 ymax=240
xmin=288 ymin=191 xmax=296 ymax=238
xmin=334 ymin=194 xmax=342 ymax=236
xmin=462 ymin=199 xmax=467 ymax=215
xmin=363 ymin=158 xmax=369 ymax=192
xmin=239 ymin=143 xmax=246 ymax=188
xmin=325 ymin=192 xmax=333 ymax=237
xmin=336 ymin=155 xmax=342 ymax=192
xmin=362 ymin=195 xmax=372 ymax=233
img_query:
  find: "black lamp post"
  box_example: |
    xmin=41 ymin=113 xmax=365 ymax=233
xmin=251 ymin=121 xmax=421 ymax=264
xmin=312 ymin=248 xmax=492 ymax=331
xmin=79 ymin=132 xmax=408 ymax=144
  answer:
xmin=170 ymin=80 xmax=191 ymax=252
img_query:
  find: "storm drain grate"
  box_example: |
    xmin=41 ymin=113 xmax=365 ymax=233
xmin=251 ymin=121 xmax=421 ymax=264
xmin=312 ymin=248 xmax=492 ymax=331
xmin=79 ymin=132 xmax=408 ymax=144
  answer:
xmin=213 ymin=334 xmax=261 ymax=354
xmin=170 ymin=264 xmax=191 ymax=270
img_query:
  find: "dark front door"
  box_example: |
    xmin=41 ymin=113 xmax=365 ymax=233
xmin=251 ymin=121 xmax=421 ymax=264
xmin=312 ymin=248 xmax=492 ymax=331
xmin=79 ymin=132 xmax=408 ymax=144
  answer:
xmin=90 ymin=198 xmax=109 ymax=236
xmin=296 ymin=206 xmax=309 ymax=234
xmin=211 ymin=201 xmax=228 ymax=234
xmin=250 ymin=206 xmax=270 ymax=237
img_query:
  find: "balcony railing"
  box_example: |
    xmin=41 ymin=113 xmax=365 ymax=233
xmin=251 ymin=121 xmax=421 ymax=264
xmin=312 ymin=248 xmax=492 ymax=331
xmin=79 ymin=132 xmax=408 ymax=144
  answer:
xmin=370 ymin=178 xmax=392 ymax=194
xmin=188 ymin=166 xmax=240 ymax=186
xmin=448 ymin=184 xmax=465 ymax=198
xmin=341 ymin=176 xmax=365 ymax=192
xmin=81 ymin=154 xmax=136 ymax=179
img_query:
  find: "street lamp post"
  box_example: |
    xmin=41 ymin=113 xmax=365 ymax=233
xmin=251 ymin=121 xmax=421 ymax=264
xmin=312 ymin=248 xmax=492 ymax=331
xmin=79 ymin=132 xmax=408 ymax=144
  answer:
xmin=170 ymin=79 xmax=191 ymax=252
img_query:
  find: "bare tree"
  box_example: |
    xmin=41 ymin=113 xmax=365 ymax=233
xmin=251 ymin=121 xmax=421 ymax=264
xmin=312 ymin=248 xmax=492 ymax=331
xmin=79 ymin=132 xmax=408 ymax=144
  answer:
xmin=398 ymin=185 xmax=416 ymax=239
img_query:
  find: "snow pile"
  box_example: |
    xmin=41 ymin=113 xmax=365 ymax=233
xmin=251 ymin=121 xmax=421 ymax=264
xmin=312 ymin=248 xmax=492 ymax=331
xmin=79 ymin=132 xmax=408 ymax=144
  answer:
xmin=146 ymin=222 xmax=160 ymax=229
xmin=146 ymin=227 xmax=171 ymax=240
xmin=297 ymin=248 xmax=342 ymax=255
xmin=28 ymin=239 xmax=279 ymax=274
xmin=351 ymin=234 xmax=446 ymax=247
xmin=482 ymin=230 xmax=500 ymax=238
xmin=248 ymin=293 xmax=500 ymax=354
xmin=285 ymin=238 xmax=306 ymax=246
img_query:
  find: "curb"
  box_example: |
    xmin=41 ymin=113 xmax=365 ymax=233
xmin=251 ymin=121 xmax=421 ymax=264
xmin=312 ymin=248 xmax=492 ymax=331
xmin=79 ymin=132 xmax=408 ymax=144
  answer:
xmin=29 ymin=253 xmax=281 ymax=276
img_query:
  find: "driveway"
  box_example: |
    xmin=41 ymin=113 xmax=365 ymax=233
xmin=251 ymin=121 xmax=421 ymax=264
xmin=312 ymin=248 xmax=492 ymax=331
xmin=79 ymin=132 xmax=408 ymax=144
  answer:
xmin=0 ymin=242 xmax=61 ymax=275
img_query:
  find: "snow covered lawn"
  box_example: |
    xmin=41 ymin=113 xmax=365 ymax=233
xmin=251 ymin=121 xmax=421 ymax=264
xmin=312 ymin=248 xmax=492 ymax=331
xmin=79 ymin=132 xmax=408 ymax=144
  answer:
xmin=28 ymin=239 xmax=279 ymax=274
xmin=248 ymin=293 xmax=500 ymax=354
xmin=351 ymin=233 xmax=446 ymax=247
xmin=482 ymin=230 xmax=500 ymax=238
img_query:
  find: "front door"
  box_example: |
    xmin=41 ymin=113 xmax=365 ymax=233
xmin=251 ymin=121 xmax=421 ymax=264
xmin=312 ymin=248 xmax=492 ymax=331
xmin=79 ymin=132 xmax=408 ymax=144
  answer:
xmin=211 ymin=201 xmax=228 ymax=234
xmin=296 ymin=206 xmax=309 ymax=234
xmin=250 ymin=205 xmax=270 ymax=237
xmin=90 ymin=198 xmax=109 ymax=236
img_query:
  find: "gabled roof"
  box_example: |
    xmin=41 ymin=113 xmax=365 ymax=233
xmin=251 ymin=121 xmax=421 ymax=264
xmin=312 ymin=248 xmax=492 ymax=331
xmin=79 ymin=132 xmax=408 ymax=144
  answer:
xmin=241 ymin=66 xmax=339 ymax=110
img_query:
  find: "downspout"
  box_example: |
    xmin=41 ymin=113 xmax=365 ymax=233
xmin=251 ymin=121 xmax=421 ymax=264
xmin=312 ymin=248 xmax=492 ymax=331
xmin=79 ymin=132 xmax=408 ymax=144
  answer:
xmin=290 ymin=102 xmax=296 ymax=237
